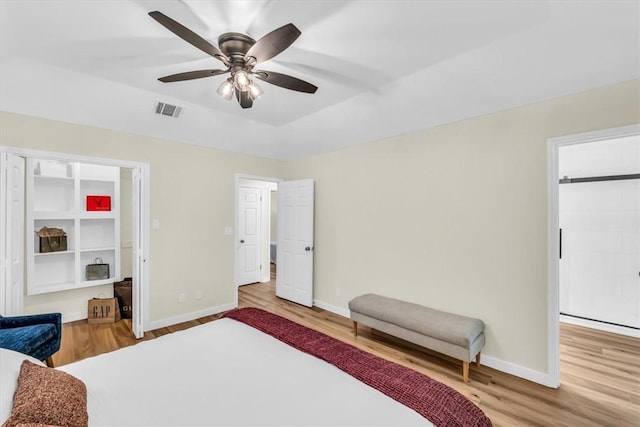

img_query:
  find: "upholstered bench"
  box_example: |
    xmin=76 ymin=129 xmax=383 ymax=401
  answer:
xmin=349 ymin=294 xmax=485 ymax=382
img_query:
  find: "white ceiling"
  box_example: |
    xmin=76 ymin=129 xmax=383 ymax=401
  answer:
xmin=1 ymin=0 xmax=638 ymax=160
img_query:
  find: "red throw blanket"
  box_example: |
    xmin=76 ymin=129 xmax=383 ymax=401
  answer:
xmin=224 ymin=307 xmax=492 ymax=427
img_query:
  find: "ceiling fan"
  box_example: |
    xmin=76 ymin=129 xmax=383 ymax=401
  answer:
xmin=148 ymin=11 xmax=318 ymax=109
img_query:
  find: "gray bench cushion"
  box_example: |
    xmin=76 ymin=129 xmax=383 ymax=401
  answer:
xmin=348 ymin=293 xmax=484 ymax=348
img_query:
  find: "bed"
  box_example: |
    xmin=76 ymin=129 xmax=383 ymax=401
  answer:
xmin=1 ymin=308 xmax=492 ymax=426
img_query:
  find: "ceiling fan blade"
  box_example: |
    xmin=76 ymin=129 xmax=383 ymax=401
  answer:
xmin=149 ymin=11 xmax=228 ymax=64
xmin=245 ymin=23 xmax=301 ymax=65
xmin=253 ymin=70 xmax=317 ymax=94
xmin=236 ymin=89 xmax=253 ymax=109
xmin=158 ymin=69 xmax=228 ymax=83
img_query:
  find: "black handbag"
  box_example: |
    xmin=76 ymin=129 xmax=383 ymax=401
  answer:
xmin=86 ymin=257 xmax=110 ymax=280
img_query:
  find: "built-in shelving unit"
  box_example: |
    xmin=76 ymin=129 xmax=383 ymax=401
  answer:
xmin=26 ymin=158 xmax=120 ymax=295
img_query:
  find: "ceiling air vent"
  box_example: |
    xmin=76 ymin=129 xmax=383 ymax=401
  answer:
xmin=155 ymin=102 xmax=182 ymax=118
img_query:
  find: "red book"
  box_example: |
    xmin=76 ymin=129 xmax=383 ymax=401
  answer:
xmin=86 ymin=195 xmax=111 ymax=211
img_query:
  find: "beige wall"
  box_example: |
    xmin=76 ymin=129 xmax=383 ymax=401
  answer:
xmin=0 ymin=112 xmax=283 ymax=323
xmin=284 ymin=79 xmax=640 ymax=374
xmin=2 ymin=79 xmax=638 ymax=376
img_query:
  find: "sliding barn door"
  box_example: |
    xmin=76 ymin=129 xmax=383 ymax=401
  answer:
xmin=276 ymin=179 xmax=314 ymax=307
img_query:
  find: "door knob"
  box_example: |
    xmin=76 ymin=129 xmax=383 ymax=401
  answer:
xmin=305 ymin=246 xmax=312 ymax=251
xmin=240 ymin=240 xmax=245 ymax=243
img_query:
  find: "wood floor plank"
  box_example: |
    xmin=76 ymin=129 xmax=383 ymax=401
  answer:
xmin=53 ymin=274 xmax=640 ymax=426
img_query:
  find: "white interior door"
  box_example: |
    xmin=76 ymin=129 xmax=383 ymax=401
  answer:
xmin=237 ymin=186 xmax=261 ymax=286
xmin=131 ymin=166 xmax=145 ymax=339
xmin=0 ymin=153 xmax=25 ymax=315
xmin=276 ymin=179 xmax=314 ymax=307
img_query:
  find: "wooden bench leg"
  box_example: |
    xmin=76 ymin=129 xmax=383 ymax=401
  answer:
xmin=353 ymin=321 xmax=358 ymax=337
xmin=46 ymin=357 xmax=55 ymax=368
xmin=462 ymin=361 xmax=469 ymax=383
xmin=475 ymin=352 xmax=481 ymax=367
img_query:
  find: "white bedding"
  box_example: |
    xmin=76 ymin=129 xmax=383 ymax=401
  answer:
xmin=0 ymin=349 xmax=46 ymax=421
xmin=55 ymin=318 xmax=431 ymax=426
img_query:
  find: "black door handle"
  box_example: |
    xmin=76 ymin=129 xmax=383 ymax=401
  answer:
xmin=240 ymin=240 xmax=245 ymax=243
xmin=305 ymin=246 xmax=312 ymax=251
xmin=559 ymin=229 xmax=562 ymax=259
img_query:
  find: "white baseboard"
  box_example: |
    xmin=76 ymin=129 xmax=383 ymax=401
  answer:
xmin=480 ymin=354 xmax=555 ymax=388
xmin=313 ymin=298 xmax=556 ymax=387
xmin=313 ymin=299 xmax=350 ymax=318
xmin=147 ymin=303 xmax=236 ymax=331
xmin=62 ymin=311 xmax=86 ymax=323
xmin=560 ymin=314 xmax=640 ymax=338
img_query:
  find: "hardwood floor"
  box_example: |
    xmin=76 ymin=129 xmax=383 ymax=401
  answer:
xmin=54 ymin=276 xmax=639 ymax=427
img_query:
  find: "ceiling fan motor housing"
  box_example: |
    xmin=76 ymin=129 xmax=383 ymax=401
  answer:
xmin=219 ymin=33 xmax=256 ymax=71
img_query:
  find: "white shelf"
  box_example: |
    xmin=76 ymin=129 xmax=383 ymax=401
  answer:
xmin=34 ymin=175 xmax=74 ymax=181
xmin=81 ymin=211 xmax=116 ymax=219
xmin=26 ymin=158 xmax=120 ymax=296
xmin=79 ymin=278 xmax=117 ymax=287
xmin=80 ymin=247 xmax=116 ymax=253
xmin=33 ymin=211 xmax=75 ymax=220
xmin=34 ymin=250 xmax=74 ymax=257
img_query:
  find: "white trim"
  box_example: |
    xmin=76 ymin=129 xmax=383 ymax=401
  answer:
xmin=313 ymin=299 xmax=350 ymax=318
xmin=137 ymin=164 xmax=151 ymax=336
xmin=560 ymin=315 xmax=640 ymax=339
xmin=480 ymin=355 xmax=555 ymax=387
xmin=147 ymin=303 xmax=236 ymax=331
xmin=549 ymin=124 xmax=640 ymax=146
xmin=546 ymin=123 xmax=640 ymax=389
xmin=0 ymin=146 xmax=146 ymax=169
xmin=546 ymin=137 xmax=561 ymax=389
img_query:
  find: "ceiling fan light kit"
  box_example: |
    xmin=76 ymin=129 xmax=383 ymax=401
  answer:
xmin=248 ymin=82 xmax=264 ymax=100
xmin=148 ymin=11 xmax=318 ymax=109
xmin=217 ymin=79 xmax=235 ymax=100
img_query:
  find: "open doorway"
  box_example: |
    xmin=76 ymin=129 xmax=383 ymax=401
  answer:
xmin=234 ymin=174 xmax=315 ymax=308
xmin=544 ymin=125 xmax=640 ymax=387
xmin=558 ymin=137 xmax=639 ymax=335
xmin=235 ymin=175 xmax=279 ymax=290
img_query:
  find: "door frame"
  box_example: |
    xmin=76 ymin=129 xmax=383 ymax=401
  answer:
xmin=0 ymin=146 xmax=150 ymax=337
xmin=546 ymin=123 xmax=640 ymax=388
xmin=233 ymin=173 xmax=281 ymax=305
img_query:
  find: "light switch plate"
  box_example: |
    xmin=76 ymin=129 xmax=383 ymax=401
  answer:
xmin=152 ymin=219 xmax=161 ymax=229
xmin=224 ymin=226 xmax=233 ymax=235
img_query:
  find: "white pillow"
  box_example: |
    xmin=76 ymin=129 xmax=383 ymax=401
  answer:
xmin=0 ymin=348 xmax=45 ymax=423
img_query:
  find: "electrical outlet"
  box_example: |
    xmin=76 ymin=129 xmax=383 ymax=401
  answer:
xmin=336 ymin=287 xmax=341 ymax=297
xmin=178 ymin=293 xmax=185 ymax=303
xmin=196 ymin=290 xmax=202 ymax=300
